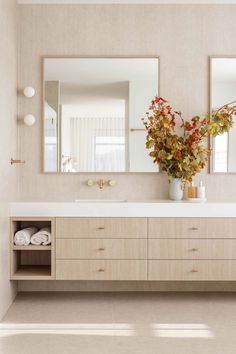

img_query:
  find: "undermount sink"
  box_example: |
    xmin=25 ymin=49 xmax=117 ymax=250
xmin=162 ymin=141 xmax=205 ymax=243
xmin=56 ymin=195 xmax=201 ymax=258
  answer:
xmin=74 ymin=199 xmax=128 ymax=203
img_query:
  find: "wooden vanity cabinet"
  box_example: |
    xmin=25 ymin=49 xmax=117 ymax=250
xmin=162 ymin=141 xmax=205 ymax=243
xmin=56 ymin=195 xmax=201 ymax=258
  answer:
xmin=10 ymin=217 xmax=236 ymax=281
xmin=55 ymin=217 xmax=148 ymax=280
xmin=148 ymin=218 xmax=236 ymax=281
xmin=10 ymin=217 xmax=55 ymax=280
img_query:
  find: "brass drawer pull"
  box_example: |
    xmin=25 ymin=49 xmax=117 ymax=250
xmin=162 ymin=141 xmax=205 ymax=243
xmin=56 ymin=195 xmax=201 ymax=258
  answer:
xmin=190 ymin=248 xmax=198 ymax=252
xmin=190 ymin=227 xmax=198 ymax=231
xmin=98 ymin=268 xmax=105 ymax=272
xmin=97 ymin=227 xmax=105 ymax=230
xmin=97 ymin=248 xmax=105 ymax=251
xmin=191 ymin=269 xmax=198 ymax=273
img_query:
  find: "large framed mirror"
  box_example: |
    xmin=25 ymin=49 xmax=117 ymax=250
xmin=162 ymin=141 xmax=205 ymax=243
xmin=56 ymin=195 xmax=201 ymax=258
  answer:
xmin=43 ymin=57 xmax=159 ymax=173
xmin=210 ymin=57 xmax=236 ymax=173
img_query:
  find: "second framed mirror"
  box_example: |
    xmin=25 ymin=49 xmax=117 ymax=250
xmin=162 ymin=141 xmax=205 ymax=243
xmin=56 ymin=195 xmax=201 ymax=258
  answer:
xmin=210 ymin=57 xmax=236 ymax=173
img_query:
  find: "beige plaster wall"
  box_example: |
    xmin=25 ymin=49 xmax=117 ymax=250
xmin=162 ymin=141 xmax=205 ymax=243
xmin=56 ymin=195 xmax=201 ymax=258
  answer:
xmin=18 ymin=4 xmax=236 ymax=201
xmin=0 ymin=0 xmax=19 ymax=319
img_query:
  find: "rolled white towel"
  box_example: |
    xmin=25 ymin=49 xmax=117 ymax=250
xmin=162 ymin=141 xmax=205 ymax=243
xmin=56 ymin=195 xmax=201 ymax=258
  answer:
xmin=14 ymin=227 xmax=38 ymax=246
xmin=30 ymin=227 xmax=51 ymax=246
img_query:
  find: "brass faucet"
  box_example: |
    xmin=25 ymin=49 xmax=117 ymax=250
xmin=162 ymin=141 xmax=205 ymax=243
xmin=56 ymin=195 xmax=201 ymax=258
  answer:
xmin=98 ymin=179 xmax=105 ymax=190
xmin=86 ymin=179 xmax=116 ymax=189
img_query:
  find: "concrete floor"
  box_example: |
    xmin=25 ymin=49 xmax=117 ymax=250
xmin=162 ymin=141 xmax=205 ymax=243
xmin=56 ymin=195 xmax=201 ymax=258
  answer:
xmin=1 ymin=292 xmax=236 ymax=354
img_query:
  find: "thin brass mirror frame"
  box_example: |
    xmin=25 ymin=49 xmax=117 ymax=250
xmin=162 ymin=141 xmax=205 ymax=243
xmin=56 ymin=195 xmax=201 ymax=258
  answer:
xmin=42 ymin=55 xmax=160 ymax=175
xmin=209 ymin=55 xmax=236 ymax=175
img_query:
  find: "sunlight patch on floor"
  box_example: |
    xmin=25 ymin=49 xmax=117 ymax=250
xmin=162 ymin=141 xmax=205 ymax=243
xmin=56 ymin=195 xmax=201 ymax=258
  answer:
xmin=0 ymin=323 xmax=214 ymax=338
xmin=0 ymin=323 xmax=135 ymax=337
xmin=153 ymin=323 xmax=214 ymax=338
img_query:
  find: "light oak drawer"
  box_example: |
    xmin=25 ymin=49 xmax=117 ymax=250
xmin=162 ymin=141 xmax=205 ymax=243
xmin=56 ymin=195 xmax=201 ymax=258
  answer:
xmin=56 ymin=260 xmax=147 ymax=280
xmin=149 ymin=260 xmax=236 ymax=280
xmin=56 ymin=218 xmax=147 ymax=239
xmin=149 ymin=218 xmax=236 ymax=238
xmin=149 ymin=239 xmax=236 ymax=260
xmin=56 ymin=239 xmax=147 ymax=259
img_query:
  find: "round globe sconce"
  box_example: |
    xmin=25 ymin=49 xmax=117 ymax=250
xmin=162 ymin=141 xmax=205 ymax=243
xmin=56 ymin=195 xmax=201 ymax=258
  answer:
xmin=23 ymin=86 xmax=35 ymax=98
xmin=24 ymin=114 xmax=36 ymax=126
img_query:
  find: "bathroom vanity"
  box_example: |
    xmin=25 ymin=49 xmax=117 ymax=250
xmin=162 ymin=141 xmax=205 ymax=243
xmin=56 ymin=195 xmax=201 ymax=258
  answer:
xmin=9 ymin=201 xmax=236 ymax=282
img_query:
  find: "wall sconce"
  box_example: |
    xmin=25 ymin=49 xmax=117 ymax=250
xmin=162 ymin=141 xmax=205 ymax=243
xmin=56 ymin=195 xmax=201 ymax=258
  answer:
xmin=24 ymin=114 xmax=36 ymax=126
xmin=22 ymin=86 xmax=36 ymax=126
xmin=23 ymin=86 xmax=35 ymax=98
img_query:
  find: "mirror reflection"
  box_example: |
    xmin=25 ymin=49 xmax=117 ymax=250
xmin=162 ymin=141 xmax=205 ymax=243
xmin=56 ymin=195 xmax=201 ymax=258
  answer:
xmin=43 ymin=58 xmax=159 ymax=173
xmin=211 ymin=58 xmax=236 ymax=173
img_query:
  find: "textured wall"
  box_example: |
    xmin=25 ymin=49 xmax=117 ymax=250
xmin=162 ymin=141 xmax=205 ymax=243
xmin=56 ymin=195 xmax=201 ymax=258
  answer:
xmin=18 ymin=4 xmax=236 ymax=201
xmin=0 ymin=0 xmax=18 ymax=319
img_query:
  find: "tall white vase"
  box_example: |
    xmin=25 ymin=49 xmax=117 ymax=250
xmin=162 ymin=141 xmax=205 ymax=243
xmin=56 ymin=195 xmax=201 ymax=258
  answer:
xmin=169 ymin=178 xmax=183 ymax=201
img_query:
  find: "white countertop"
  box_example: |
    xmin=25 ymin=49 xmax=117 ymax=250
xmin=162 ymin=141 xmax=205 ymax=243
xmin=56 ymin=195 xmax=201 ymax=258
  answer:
xmin=9 ymin=201 xmax=236 ymax=218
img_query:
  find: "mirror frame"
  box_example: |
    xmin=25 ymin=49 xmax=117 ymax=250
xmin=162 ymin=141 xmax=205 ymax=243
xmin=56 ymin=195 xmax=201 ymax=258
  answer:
xmin=42 ymin=55 xmax=160 ymax=174
xmin=209 ymin=55 xmax=236 ymax=174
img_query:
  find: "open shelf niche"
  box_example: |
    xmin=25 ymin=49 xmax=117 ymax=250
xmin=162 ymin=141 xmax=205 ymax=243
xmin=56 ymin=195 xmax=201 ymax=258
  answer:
xmin=10 ymin=217 xmax=55 ymax=280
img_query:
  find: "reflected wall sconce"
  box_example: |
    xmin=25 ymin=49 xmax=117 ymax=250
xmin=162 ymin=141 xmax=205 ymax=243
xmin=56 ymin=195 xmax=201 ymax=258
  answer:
xmin=23 ymin=86 xmax=35 ymax=98
xmin=24 ymin=114 xmax=36 ymax=126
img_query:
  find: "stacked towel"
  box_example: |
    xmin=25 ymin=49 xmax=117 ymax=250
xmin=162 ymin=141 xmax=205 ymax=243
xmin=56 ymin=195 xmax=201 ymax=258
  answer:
xmin=14 ymin=227 xmax=38 ymax=246
xmin=30 ymin=227 xmax=51 ymax=246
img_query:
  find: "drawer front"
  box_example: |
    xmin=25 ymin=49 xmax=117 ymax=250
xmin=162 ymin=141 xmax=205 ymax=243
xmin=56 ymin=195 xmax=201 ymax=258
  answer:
xmin=149 ymin=239 xmax=236 ymax=260
xmin=56 ymin=218 xmax=147 ymax=239
xmin=57 ymin=239 xmax=147 ymax=260
xmin=149 ymin=260 xmax=236 ymax=281
xmin=56 ymin=260 xmax=147 ymax=280
xmin=149 ymin=218 xmax=236 ymax=238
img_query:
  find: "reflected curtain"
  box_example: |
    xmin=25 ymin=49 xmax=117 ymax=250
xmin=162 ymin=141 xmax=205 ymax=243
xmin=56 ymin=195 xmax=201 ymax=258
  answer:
xmin=69 ymin=116 xmax=125 ymax=172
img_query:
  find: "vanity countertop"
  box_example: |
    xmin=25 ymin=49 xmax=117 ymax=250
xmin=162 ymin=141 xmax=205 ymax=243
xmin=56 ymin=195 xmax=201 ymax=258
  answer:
xmin=9 ymin=201 xmax=236 ymax=218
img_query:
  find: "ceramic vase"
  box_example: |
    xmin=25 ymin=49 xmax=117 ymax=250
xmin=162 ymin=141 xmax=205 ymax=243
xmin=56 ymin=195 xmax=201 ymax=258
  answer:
xmin=169 ymin=178 xmax=183 ymax=201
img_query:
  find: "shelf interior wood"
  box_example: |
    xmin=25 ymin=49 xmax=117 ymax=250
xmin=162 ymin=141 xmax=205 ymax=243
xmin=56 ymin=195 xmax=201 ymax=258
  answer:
xmin=13 ymin=265 xmax=51 ymax=278
xmin=13 ymin=245 xmax=51 ymax=251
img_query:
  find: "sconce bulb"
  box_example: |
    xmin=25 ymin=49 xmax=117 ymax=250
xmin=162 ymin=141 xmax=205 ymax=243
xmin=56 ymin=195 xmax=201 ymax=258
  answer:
xmin=23 ymin=86 xmax=35 ymax=98
xmin=24 ymin=114 xmax=36 ymax=126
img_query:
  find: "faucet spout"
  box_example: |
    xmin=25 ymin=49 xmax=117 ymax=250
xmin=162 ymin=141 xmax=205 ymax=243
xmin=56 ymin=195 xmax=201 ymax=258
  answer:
xmin=98 ymin=179 xmax=105 ymax=190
